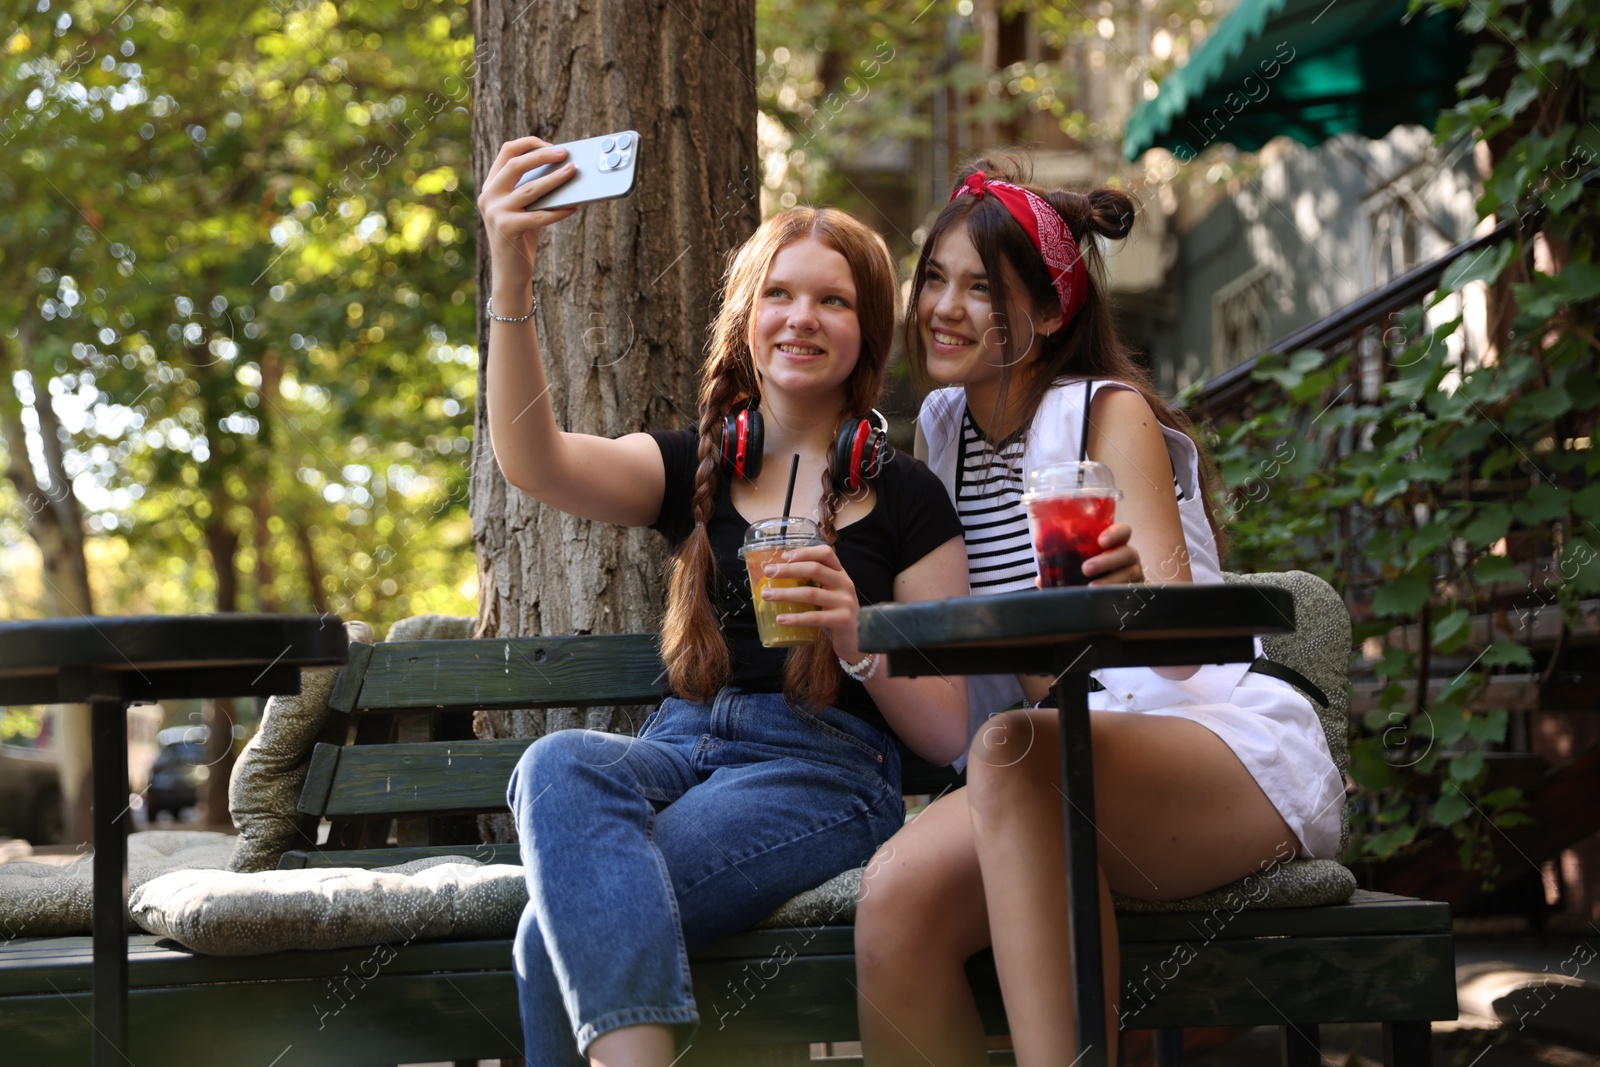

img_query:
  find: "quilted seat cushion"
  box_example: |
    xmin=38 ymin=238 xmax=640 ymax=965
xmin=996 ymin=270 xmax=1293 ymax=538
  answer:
xmin=132 ymin=854 xmax=840 ymax=956
xmin=228 ymin=620 xmax=374 ymax=872
xmin=0 ymin=830 xmax=236 ymax=937
xmin=131 ymin=855 xmax=525 ymax=956
xmin=751 ymin=855 xmax=1357 ymax=929
xmin=1110 ymin=858 xmax=1355 ymax=913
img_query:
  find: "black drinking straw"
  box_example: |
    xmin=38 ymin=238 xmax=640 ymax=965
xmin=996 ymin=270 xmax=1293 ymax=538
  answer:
xmin=781 ymin=453 xmax=800 ymax=520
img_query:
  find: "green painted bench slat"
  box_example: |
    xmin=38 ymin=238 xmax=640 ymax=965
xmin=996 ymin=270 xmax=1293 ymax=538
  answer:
xmin=340 ymin=635 xmax=668 ymax=714
xmin=298 ymin=737 xmax=532 ymax=817
xmin=1 ymin=972 xmax=527 ymax=1066
xmin=298 ymin=737 xmax=961 ymax=818
xmin=1113 ymin=889 xmax=1451 ymax=942
xmin=0 ymin=930 xmax=850 ymax=996
xmin=324 ymin=640 xmax=373 ymax=716
xmin=1109 ymin=931 xmax=1457 ymax=1028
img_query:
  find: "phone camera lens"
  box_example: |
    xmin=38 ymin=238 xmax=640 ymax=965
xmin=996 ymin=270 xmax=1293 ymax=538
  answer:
xmin=604 ymin=151 xmax=623 ymax=169
xmin=601 ymin=137 xmax=616 ymax=152
xmin=616 ymin=133 xmax=634 ymax=150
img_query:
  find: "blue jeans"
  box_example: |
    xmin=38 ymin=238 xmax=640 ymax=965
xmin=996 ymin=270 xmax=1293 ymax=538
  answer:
xmin=507 ymin=688 xmax=905 ymax=1064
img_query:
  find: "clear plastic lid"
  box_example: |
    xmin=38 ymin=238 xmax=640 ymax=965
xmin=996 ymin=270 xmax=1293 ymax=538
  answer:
xmin=738 ymin=516 xmax=824 ymax=557
xmin=1022 ymin=460 xmax=1123 ymax=500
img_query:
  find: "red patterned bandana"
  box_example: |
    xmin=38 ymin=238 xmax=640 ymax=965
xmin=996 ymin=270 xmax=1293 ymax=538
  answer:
xmin=949 ymin=171 xmax=1088 ymax=325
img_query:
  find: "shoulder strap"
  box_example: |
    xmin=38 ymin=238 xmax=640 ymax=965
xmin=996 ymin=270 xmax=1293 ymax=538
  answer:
xmin=1079 ymin=379 xmax=1094 ymax=463
xmin=1248 ymin=657 xmax=1330 ymax=709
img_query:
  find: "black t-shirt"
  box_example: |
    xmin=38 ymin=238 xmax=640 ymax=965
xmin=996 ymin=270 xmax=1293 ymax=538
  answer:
xmin=648 ymin=429 xmax=963 ymax=732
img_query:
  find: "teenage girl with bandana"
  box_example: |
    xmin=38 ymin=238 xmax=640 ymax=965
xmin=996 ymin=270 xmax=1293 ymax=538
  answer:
xmin=853 ymin=160 xmax=1344 ymax=1064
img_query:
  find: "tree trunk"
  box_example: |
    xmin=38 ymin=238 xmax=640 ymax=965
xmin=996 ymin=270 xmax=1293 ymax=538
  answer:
xmin=200 ymin=485 xmax=239 ymax=829
xmin=252 ymin=348 xmax=283 ymax=612
xmin=194 ymin=317 xmax=242 ymax=830
xmin=295 ymin=517 xmax=330 ymax=616
xmin=0 ymin=329 xmax=96 ymax=847
xmin=469 ymin=0 xmax=758 ymax=766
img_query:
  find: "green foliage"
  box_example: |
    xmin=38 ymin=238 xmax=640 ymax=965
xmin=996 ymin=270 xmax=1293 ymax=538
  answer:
xmin=0 ymin=708 xmax=46 ymax=745
xmin=1 ymin=0 xmax=478 ymax=634
xmin=754 ymin=0 xmax=1221 ymax=242
xmin=1201 ymin=0 xmax=1598 ymax=877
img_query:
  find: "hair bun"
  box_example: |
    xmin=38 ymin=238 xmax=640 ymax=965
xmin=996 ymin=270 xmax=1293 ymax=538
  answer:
xmin=1084 ymin=188 xmax=1135 ymax=241
xmin=1040 ymin=187 xmax=1135 ymax=243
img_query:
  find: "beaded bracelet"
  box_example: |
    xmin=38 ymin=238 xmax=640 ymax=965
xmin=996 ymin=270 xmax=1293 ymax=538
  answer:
xmin=486 ymin=293 xmax=539 ymax=323
xmin=838 ymin=651 xmax=881 ymax=682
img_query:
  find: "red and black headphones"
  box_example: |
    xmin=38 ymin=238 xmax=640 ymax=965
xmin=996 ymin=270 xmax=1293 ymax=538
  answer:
xmin=720 ymin=400 xmax=889 ymax=494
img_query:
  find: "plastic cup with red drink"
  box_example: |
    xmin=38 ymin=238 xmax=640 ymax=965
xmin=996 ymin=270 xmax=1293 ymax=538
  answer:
xmin=1022 ymin=461 xmax=1123 ymax=588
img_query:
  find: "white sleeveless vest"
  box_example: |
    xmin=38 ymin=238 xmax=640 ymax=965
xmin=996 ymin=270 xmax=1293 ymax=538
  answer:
xmin=919 ymin=381 xmax=1251 ymax=732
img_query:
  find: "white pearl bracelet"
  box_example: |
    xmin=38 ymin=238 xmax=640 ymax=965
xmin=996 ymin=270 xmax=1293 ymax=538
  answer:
xmin=838 ymin=651 xmax=881 ymax=682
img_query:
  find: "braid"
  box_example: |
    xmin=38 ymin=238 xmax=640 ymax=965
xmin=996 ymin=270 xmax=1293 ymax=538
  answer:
xmin=782 ymin=427 xmax=847 ymax=712
xmin=660 ymin=371 xmax=745 ymax=701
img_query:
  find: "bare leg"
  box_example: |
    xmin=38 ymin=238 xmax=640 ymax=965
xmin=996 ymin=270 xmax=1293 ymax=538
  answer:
xmin=967 ymin=708 xmax=1303 ymax=1066
xmin=967 ymin=711 xmax=1120 ymax=1067
xmin=588 ymin=1023 xmax=675 ymax=1067
xmin=856 ymin=790 xmax=992 ymax=1067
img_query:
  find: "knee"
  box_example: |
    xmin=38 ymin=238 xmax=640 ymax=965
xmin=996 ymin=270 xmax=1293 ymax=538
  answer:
xmin=507 ymin=730 xmax=587 ymax=823
xmin=966 ymin=709 xmax=1055 ymax=816
xmin=854 ymin=844 xmax=956 ymax=973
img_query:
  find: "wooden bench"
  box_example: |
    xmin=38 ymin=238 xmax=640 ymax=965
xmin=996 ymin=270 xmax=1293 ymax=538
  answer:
xmin=0 ymin=633 xmax=1457 ymax=1065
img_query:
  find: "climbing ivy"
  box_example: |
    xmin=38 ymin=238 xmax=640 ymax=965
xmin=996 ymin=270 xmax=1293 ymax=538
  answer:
xmin=1198 ymin=0 xmax=1600 ymax=884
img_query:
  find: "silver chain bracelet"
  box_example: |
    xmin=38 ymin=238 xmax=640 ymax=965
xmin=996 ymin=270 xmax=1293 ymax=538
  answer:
xmin=486 ymin=292 xmax=539 ymax=323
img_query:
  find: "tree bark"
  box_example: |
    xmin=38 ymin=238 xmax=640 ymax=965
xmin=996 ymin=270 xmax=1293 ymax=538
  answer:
xmin=469 ymin=0 xmax=759 ymax=755
xmin=0 ymin=329 xmax=96 ymax=847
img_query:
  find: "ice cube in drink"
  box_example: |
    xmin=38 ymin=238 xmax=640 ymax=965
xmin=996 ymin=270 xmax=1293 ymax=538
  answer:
xmin=1028 ymin=494 xmax=1118 ymax=587
xmin=1022 ymin=461 xmax=1123 ymax=588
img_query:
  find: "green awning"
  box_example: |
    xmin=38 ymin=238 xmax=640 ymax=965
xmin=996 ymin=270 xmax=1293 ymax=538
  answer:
xmin=1123 ymin=0 xmax=1474 ymax=161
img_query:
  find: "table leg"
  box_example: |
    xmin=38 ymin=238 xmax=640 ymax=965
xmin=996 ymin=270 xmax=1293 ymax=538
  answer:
xmin=1052 ymin=669 xmax=1108 ymax=1066
xmin=91 ymin=698 xmax=128 ymax=1066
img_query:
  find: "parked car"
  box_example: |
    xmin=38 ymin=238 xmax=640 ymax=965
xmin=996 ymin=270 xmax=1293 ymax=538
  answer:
xmin=0 ymin=714 xmax=63 ymax=844
xmin=146 ymin=726 xmax=211 ymax=821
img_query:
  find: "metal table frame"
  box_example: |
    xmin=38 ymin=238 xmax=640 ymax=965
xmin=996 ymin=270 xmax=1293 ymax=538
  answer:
xmin=0 ymin=615 xmax=347 ymax=1066
xmin=860 ymin=584 xmax=1295 ymax=1066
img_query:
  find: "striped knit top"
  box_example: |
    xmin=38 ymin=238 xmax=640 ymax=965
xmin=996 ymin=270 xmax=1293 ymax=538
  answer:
xmin=955 ymin=408 xmax=1038 ymax=594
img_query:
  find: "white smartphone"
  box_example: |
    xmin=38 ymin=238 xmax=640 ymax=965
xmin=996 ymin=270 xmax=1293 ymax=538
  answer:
xmin=515 ymin=130 xmax=641 ymax=211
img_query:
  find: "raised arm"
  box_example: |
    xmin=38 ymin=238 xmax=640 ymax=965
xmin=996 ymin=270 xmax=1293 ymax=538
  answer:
xmin=478 ymin=136 xmax=667 ymax=528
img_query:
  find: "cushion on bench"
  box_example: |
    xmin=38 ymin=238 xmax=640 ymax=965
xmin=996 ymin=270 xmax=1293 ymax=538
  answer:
xmin=228 ymin=620 xmax=374 ymax=872
xmin=385 ymin=614 xmax=477 ymax=643
xmin=0 ymin=830 xmax=235 ymax=937
xmin=130 ymin=854 xmax=525 ymax=956
xmin=132 ymin=854 xmax=858 ymax=955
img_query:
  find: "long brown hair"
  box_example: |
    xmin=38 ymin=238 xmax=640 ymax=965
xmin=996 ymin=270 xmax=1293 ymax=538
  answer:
xmin=904 ymin=154 xmax=1227 ymax=549
xmin=662 ymin=207 xmax=897 ymax=710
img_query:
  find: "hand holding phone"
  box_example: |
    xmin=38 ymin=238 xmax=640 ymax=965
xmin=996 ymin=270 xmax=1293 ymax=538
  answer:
xmin=478 ymin=137 xmax=579 ymax=284
xmin=514 ymin=130 xmax=641 ymax=211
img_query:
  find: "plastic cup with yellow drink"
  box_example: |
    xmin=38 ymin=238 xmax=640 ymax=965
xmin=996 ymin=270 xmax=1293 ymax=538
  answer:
xmin=739 ymin=516 xmax=825 ymax=648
